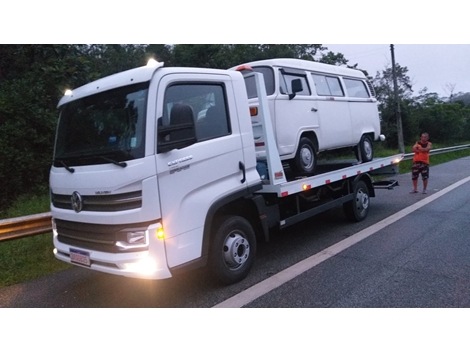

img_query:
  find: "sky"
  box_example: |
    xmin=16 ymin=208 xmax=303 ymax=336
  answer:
xmin=323 ymin=44 xmax=470 ymax=97
xmin=4 ymin=3 xmax=468 ymax=100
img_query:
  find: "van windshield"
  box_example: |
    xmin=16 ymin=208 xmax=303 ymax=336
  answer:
xmin=242 ymin=66 xmax=275 ymax=98
xmin=54 ymin=82 xmax=149 ymax=167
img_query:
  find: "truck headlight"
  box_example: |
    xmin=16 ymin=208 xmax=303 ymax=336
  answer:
xmin=127 ymin=231 xmax=146 ymax=244
xmin=116 ymin=230 xmax=149 ymax=250
xmin=122 ymin=257 xmax=157 ymax=274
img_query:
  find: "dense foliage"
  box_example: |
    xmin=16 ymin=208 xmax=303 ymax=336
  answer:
xmin=372 ymin=64 xmax=470 ymax=147
xmin=1 ymin=44 xmax=469 ymax=214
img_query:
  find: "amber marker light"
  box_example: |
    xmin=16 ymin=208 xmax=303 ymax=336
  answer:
xmin=236 ymin=65 xmax=253 ymax=71
xmin=156 ymin=227 xmax=165 ymax=239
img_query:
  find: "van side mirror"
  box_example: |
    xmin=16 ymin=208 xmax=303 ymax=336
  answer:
xmin=289 ymin=79 xmax=303 ymax=100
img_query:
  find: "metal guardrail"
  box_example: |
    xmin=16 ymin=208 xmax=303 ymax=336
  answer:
xmin=0 ymin=212 xmax=52 ymax=242
xmin=1 ymin=144 xmax=469 ymax=242
xmin=403 ymin=144 xmax=470 ymax=160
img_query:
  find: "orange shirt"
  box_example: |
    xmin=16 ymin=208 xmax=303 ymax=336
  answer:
xmin=413 ymin=142 xmax=430 ymax=164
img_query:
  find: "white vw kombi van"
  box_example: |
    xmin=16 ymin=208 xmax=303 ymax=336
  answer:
xmin=233 ymin=58 xmax=384 ymax=174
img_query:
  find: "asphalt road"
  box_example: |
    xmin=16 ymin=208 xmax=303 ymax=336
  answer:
xmin=1 ymin=156 xmax=470 ymax=308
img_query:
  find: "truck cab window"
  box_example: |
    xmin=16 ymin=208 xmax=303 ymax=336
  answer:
xmin=162 ymin=83 xmax=230 ymax=143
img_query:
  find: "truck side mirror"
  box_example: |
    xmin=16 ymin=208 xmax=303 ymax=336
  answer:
xmin=157 ymin=104 xmax=197 ymax=153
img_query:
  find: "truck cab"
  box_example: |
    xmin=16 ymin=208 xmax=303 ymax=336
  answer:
xmin=51 ymin=60 xmax=262 ymax=282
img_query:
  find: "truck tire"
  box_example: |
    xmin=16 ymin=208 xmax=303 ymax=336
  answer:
xmin=209 ymin=216 xmax=256 ymax=285
xmin=343 ymin=180 xmax=370 ymax=222
xmin=356 ymin=135 xmax=374 ymax=162
xmin=291 ymin=137 xmax=317 ymax=174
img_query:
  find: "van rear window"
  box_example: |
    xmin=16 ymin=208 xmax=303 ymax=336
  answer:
xmin=344 ymin=78 xmax=370 ymax=98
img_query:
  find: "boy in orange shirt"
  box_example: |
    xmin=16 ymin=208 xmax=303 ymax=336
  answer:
xmin=411 ymin=132 xmax=432 ymax=194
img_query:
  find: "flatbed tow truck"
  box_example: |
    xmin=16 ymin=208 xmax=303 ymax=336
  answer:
xmin=50 ymin=61 xmax=402 ymax=285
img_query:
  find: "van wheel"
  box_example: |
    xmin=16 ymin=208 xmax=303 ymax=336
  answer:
xmin=343 ymin=180 xmax=370 ymax=222
xmin=209 ymin=216 xmax=256 ymax=285
xmin=292 ymin=137 xmax=317 ymax=174
xmin=356 ymin=135 xmax=373 ymax=162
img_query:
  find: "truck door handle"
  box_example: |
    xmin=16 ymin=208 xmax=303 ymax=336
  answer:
xmin=239 ymin=161 xmax=246 ymax=184
xmin=311 ymin=107 xmax=318 ymax=112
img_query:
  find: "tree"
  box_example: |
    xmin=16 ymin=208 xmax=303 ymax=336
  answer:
xmin=169 ymin=44 xmax=334 ymax=69
xmin=372 ymin=63 xmax=414 ymax=148
xmin=0 ymin=45 xmax=94 ymax=212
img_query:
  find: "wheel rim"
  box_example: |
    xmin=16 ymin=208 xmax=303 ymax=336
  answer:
xmin=363 ymin=139 xmax=373 ymax=160
xmin=223 ymin=231 xmax=250 ymax=270
xmin=355 ymin=188 xmax=369 ymax=216
xmin=300 ymin=145 xmax=314 ymax=170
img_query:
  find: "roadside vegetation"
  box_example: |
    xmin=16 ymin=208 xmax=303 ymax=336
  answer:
xmin=375 ymin=142 xmax=470 ymax=174
xmin=0 ymin=192 xmax=70 ymax=288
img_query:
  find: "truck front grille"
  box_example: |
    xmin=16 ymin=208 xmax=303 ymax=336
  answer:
xmin=52 ymin=191 xmax=142 ymax=212
xmin=55 ymin=219 xmax=152 ymax=253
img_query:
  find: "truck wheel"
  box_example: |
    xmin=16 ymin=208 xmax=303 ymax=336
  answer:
xmin=356 ymin=135 xmax=374 ymax=162
xmin=343 ymin=180 xmax=370 ymax=222
xmin=209 ymin=216 xmax=256 ymax=285
xmin=291 ymin=137 xmax=317 ymax=174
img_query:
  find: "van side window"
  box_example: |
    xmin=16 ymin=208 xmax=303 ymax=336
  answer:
xmin=343 ymin=78 xmax=370 ymax=98
xmin=162 ymin=83 xmax=230 ymax=142
xmin=312 ymin=74 xmax=344 ymax=97
xmin=279 ymin=72 xmax=310 ymax=96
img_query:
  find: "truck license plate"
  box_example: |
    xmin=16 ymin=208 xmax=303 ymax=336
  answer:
xmin=70 ymin=248 xmax=91 ymax=267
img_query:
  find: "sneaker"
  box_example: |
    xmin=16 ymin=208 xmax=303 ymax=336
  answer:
xmin=410 ymin=190 xmax=418 ymax=194
xmin=422 ymin=190 xmax=427 ymax=194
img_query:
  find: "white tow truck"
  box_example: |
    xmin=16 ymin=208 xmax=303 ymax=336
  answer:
xmin=50 ymin=59 xmax=402 ymax=285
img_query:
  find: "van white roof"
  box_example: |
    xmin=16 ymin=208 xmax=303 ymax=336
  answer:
xmin=236 ymin=58 xmax=366 ymax=79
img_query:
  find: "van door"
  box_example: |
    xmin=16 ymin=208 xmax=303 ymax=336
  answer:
xmin=154 ymin=73 xmax=247 ymax=269
xmin=274 ymin=69 xmax=319 ymax=157
xmin=311 ymin=73 xmax=353 ymax=150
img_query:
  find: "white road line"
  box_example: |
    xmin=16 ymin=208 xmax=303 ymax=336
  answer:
xmin=212 ymin=175 xmax=470 ymax=308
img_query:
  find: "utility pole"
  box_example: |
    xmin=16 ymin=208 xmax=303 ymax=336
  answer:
xmin=390 ymin=44 xmax=405 ymax=153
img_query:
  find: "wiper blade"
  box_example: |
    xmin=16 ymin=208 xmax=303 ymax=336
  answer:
xmin=55 ymin=159 xmax=75 ymax=173
xmin=99 ymin=156 xmax=127 ymax=168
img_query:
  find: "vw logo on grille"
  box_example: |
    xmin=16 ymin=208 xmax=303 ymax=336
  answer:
xmin=71 ymin=191 xmax=83 ymax=213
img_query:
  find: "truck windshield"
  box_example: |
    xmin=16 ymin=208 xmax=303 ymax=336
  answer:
xmin=54 ymin=82 xmax=149 ymax=167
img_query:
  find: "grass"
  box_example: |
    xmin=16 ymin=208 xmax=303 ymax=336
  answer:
xmin=0 ymin=234 xmax=71 ymax=287
xmin=0 ymin=193 xmax=71 ymax=288
xmin=1 ymin=144 xmax=470 ymax=289
xmin=0 ymin=192 xmax=50 ymax=219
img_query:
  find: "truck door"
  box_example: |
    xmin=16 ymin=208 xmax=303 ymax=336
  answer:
xmin=154 ymin=73 xmax=247 ymax=269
